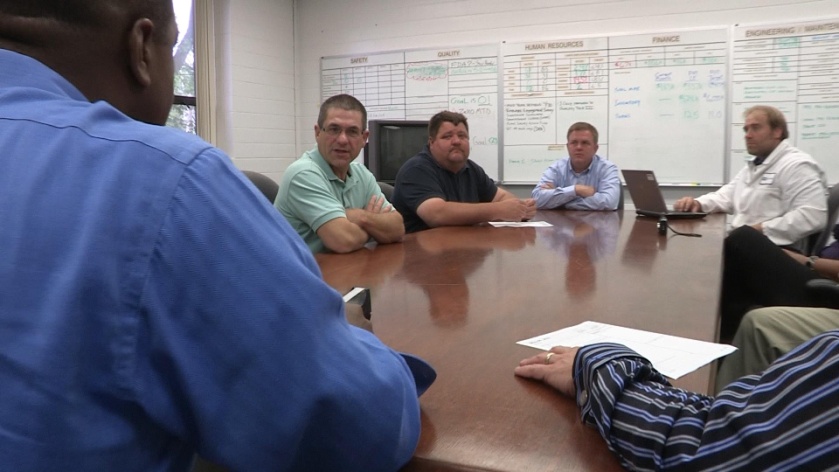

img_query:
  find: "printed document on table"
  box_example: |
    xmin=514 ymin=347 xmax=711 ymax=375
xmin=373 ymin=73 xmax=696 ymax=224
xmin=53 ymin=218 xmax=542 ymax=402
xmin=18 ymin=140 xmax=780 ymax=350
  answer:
xmin=517 ymin=321 xmax=736 ymax=379
xmin=488 ymin=221 xmax=553 ymax=227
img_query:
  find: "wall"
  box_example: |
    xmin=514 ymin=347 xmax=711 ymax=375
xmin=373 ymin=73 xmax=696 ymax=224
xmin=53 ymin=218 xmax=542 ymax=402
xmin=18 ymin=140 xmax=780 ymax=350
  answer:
xmin=222 ymin=0 xmax=296 ymax=184
xmin=292 ymin=0 xmax=839 ymax=198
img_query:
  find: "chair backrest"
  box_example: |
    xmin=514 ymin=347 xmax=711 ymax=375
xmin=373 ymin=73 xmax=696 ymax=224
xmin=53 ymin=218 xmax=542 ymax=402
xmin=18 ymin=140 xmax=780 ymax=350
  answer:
xmin=242 ymin=170 xmax=279 ymax=204
xmin=378 ymin=181 xmax=395 ymax=202
xmin=810 ymin=184 xmax=839 ymax=255
xmin=616 ymin=187 xmax=625 ymax=211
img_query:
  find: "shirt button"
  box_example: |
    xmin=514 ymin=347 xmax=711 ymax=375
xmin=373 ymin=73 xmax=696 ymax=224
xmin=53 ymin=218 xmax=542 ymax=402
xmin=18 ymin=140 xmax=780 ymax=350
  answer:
xmin=578 ymin=389 xmax=588 ymax=407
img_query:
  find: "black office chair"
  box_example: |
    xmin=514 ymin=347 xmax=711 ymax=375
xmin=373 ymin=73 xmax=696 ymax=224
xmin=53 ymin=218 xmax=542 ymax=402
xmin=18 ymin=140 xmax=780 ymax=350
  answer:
xmin=377 ymin=181 xmax=394 ymax=202
xmin=616 ymin=187 xmax=625 ymax=211
xmin=242 ymin=170 xmax=279 ymax=204
xmin=805 ymin=278 xmax=839 ymax=309
xmin=809 ymin=185 xmax=839 ymax=256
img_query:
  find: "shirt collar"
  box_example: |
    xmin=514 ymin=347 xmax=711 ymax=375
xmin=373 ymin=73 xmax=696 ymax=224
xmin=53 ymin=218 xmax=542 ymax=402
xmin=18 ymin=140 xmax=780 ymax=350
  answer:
xmin=746 ymin=141 xmax=788 ymax=167
xmin=567 ymin=154 xmax=599 ymax=174
xmin=747 ymin=153 xmax=767 ymax=166
xmin=308 ymin=148 xmax=352 ymax=181
xmin=0 ymin=49 xmax=88 ymax=103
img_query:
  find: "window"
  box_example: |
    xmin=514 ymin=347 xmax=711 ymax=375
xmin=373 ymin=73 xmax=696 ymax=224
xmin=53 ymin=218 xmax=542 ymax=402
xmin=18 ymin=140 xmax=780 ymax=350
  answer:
xmin=167 ymin=0 xmax=196 ymax=133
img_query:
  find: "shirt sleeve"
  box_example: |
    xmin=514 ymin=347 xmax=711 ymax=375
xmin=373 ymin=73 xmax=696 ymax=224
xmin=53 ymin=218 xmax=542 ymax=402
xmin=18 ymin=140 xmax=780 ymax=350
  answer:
xmin=133 ymin=150 xmax=421 ymax=471
xmin=574 ymin=335 xmax=839 ymax=471
xmin=357 ymin=164 xmax=395 ymax=211
xmin=472 ymin=163 xmax=499 ymax=203
xmin=397 ymin=161 xmax=447 ymax=212
xmin=565 ymin=161 xmax=621 ymax=211
xmin=282 ymin=167 xmax=346 ymax=231
xmin=532 ymin=162 xmax=577 ymax=209
xmin=696 ymin=169 xmax=741 ymax=213
xmin=762 ymin=158 xmax=827 ymax=244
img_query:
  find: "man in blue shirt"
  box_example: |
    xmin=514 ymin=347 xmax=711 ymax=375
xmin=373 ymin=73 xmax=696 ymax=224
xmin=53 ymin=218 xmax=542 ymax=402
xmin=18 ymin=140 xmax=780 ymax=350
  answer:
xmin=0 ymin=2 xmax=430 ymax=471
xmin=531 ymin=122 xmax=621 ymax=211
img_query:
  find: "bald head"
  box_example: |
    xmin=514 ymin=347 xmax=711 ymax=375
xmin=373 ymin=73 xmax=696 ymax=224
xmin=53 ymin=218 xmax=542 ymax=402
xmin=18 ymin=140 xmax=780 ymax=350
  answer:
xmin=0 ymin=0 xmax=177 ymax=125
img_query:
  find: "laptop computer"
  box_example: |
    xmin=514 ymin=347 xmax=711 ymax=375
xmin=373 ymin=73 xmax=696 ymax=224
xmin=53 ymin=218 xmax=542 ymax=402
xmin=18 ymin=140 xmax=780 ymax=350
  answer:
xmin=622 ymin=170 xmax=707 ymax=219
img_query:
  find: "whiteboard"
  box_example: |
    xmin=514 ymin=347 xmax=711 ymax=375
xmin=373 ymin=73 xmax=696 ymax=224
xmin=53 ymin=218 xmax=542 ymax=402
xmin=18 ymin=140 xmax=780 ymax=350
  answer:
xmin=321 ymin=44 xmax=500 ymax=179
xmin=502 ymin=28 xmax=728 ymax=184
xmin=320 ymin=19 xmax=839 ymax=185
xmin=502 ymin=37 xmax=611 ymax=183
xmin=730 ymin=18 xmax=839 ymax=185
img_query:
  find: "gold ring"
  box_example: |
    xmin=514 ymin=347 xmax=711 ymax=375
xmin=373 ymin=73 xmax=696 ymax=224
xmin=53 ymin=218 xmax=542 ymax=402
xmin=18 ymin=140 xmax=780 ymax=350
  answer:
xmin=544 ymin=352 xmax=554 ymax=364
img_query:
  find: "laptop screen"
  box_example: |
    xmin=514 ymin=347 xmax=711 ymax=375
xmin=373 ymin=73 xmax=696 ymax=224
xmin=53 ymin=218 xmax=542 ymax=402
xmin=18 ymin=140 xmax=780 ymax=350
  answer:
xmin=622 ymin=170 xmax=668 ymax=213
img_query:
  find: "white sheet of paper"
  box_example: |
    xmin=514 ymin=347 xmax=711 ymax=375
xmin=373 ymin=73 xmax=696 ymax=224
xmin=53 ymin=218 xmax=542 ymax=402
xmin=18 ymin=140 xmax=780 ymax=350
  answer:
xmin=488 ymin=221 xmax=553 ymax=227
xmin=517 ymin=321 xmax=737 ymax=379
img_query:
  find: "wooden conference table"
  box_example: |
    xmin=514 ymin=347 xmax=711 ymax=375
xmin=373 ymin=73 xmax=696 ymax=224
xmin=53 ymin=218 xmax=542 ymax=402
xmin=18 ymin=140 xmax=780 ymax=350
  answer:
xmin=316 ymin=210 xmax=726 ymax=472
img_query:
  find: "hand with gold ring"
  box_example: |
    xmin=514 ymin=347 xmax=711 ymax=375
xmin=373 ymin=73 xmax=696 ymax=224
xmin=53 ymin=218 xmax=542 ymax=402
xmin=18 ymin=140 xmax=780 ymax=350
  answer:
xmin=514 ymin=346 xmax=580 ymax=397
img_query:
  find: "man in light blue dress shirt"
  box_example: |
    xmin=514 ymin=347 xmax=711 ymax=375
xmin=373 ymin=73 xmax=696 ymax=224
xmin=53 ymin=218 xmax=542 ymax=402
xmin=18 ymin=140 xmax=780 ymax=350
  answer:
xmin=531 ymin=122 xmax=621 ymax=211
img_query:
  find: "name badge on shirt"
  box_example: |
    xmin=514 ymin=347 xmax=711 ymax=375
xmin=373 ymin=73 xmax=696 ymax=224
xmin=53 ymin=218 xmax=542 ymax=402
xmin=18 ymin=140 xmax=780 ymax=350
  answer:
xmin=760 ymin=173 xmax=776 ymax=185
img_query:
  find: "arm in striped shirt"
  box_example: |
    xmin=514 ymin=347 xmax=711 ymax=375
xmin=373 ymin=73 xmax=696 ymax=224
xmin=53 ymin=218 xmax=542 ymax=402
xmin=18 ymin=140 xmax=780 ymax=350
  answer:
xmin=575 ymin=333 xmax=839 ymax=471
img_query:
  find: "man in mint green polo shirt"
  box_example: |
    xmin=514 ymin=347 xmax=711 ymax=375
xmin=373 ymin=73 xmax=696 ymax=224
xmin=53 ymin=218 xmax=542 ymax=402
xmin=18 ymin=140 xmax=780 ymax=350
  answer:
xmin=277 ymin=94 xmax=404 ymax=253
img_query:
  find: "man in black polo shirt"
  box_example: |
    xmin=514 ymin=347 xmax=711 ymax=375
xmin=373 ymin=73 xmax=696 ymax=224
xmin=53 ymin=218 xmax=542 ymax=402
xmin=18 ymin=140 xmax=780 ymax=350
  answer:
xmin=393 ymin=111 xmax=536 ymax=233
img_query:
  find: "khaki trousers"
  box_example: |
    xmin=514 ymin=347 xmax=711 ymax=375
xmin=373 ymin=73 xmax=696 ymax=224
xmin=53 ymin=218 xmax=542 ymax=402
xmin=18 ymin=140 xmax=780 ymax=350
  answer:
xmin=716 ymin=306 xmax=839 ymax=393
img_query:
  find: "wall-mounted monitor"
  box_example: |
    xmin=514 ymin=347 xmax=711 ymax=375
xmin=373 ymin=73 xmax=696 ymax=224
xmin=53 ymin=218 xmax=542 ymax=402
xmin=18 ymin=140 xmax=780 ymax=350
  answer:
xmin=364 ymin=120 xmax=429 ymax=184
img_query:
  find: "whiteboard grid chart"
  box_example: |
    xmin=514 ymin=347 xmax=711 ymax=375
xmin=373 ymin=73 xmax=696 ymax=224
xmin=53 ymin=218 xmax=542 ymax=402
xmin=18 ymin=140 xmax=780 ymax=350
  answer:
xmin=503 ymin=37 xmax=610 ymax=183
xmin=502 ymin=28 xmax=728 ymax=184
xmin=320 ymin=19 xmax=839 ymax=185
xmin=321 ymin=51 xmax=408 ymax=123
xmin=320 ymin=45 xmax=500 ymax=179
xmin=731 ymin=19 xmax=839 ymax=184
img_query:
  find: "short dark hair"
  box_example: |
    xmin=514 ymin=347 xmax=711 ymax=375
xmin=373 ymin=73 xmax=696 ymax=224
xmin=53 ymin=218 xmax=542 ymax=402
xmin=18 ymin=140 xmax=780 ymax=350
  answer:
xmin=0 ymin=0 xmax=174 ymax=31
xmin=566 ymin=122 xmax=599 ymax=144
xmin=0 ymin=0 xmax=102 ymax=25
xmin=744 ymin=105 xmax=789 ymax=141
xmin=428 ymin=111 xmax=469 ymax=139
xmin=317 ymin=94 xmax=367 ymax=130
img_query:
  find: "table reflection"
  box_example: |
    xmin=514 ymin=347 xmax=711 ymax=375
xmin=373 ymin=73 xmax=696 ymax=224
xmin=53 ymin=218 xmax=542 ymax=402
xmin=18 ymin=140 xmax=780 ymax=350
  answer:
xmin=621 ymin=218 xmax=668 ymax=272
xmin=314 ymin=211 xmax=727 ymax=472
xmin=396 ymin=226 xmax=536 ymax=326
xmin=536 ymin=211 xmax=620 ymax=300
xmin=538 ymin=211 xmax=621 ymax=261
xmin=314 ymin=241 xmax=406 ymax=310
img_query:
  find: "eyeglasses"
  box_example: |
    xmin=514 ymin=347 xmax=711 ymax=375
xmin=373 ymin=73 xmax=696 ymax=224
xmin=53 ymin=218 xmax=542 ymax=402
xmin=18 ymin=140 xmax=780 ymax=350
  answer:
xmin=321 ymin=125 xmax=363 ymax=139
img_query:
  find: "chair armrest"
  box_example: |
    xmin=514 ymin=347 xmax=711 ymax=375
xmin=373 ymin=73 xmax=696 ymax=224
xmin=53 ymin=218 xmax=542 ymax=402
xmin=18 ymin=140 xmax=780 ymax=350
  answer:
xmin=805 ymin=279 xmax=839 ymax=308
